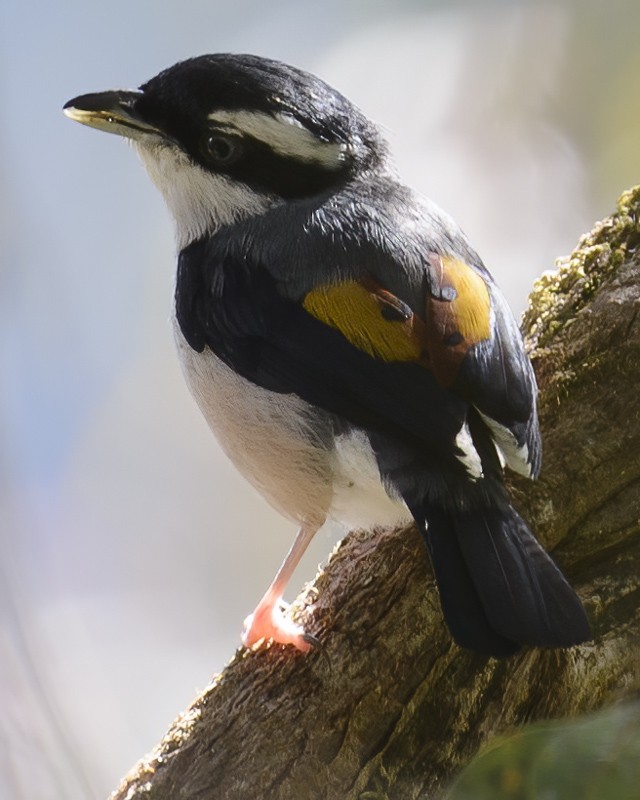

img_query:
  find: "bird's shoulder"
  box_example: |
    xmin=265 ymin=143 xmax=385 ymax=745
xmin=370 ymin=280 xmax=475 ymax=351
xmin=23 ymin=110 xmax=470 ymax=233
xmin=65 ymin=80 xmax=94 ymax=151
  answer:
xmin=206 ymin=174 xmax=484 ymax=303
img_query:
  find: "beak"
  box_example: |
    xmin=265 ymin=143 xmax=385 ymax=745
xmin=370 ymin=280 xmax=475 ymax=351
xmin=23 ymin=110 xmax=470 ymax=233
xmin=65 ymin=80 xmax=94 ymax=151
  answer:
xmin=63 ymin=89 xmax=161 ymax=140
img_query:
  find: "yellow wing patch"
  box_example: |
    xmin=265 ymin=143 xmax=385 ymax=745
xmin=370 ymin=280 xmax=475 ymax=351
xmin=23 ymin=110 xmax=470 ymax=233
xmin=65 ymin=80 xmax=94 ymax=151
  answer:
xmin=303 ymin=280 xmax=423 ymax=362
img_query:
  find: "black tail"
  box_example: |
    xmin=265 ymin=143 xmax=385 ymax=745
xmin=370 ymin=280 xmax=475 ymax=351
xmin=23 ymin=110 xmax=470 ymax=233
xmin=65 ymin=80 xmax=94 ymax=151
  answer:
xmin=410 ymin=502 xmax=591 ymax=658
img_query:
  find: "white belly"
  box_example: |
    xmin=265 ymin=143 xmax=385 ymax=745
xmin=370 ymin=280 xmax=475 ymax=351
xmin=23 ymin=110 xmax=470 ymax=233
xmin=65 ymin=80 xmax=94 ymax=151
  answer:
xmin=329 ymin=429 xmax=411 ymax=529
xmin=173 ymin=319 xmax=409 ymax=530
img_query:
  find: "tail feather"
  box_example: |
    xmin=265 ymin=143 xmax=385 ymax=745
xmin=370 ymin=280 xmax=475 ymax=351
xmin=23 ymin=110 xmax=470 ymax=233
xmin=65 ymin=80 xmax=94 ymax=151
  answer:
xmin=412 ymin=502 xmax=590 ymax=657
xmin=421 ymin=507 xmax=521 ymax=657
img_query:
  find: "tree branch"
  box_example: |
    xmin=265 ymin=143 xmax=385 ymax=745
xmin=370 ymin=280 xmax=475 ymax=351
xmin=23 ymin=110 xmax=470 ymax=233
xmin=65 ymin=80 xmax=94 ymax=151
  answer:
xmin=111 ymin=187 xmax=640 ymax=800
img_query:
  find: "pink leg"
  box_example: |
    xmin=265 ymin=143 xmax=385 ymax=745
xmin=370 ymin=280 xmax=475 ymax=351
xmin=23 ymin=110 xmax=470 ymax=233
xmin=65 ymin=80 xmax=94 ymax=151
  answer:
xmin=242 ymin=523 xmax=319 ymax=652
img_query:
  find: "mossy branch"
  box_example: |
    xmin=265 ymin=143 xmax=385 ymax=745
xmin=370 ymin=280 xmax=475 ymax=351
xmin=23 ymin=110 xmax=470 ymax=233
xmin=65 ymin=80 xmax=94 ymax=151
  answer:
xmin=111 ymin=187 xmax=640 ymax=800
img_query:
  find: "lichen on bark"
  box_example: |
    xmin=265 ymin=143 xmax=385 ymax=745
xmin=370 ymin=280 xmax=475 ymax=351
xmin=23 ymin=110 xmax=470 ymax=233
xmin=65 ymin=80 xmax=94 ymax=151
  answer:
xmin=523 ymin=184 xmax=640 ymax=352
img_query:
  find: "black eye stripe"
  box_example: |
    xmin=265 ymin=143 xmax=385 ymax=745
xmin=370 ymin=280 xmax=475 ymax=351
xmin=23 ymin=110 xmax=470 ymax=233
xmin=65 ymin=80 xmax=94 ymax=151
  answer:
xmin=193 ymin=128 xmax=351 ymax=199
xmin=205 ymin=109 xmax=348 ymax=165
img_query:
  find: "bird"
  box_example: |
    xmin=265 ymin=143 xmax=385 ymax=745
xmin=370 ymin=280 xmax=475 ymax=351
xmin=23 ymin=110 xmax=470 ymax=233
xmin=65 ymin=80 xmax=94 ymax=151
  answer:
xmin=63 ymin=53 xmax=591 ymax=658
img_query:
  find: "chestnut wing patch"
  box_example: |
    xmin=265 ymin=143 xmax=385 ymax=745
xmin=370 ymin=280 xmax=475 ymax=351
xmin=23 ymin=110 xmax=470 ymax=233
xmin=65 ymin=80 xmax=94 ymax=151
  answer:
xmin=424 ymin=254 xmax=492 ymax=387
xmin=302 ymin=256 xmax=493 ymax=390
xmin=424 ymin=255 xmax=540 ymax=477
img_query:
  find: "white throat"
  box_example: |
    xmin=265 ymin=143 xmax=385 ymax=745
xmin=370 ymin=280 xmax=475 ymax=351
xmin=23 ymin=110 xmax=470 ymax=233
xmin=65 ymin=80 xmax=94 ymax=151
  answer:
xmin=134 ymin=139 xmax=273 ymax=248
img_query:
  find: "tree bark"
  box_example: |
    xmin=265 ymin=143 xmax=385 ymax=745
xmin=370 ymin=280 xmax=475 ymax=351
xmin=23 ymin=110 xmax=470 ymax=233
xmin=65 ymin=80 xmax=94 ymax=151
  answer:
xmin=111 ymin=187 xmax=640 ymax=800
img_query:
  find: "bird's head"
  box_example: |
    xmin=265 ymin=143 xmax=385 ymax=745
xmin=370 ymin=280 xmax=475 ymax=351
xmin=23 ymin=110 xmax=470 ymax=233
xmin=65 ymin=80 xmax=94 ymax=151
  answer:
xmin=64 ymin=54 xmax=387 ymax=246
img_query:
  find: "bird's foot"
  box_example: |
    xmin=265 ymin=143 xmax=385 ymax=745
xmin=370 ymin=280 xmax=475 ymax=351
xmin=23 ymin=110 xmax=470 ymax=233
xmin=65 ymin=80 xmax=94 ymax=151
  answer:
xmin=242 ymin=597 xmax=315 ymax=652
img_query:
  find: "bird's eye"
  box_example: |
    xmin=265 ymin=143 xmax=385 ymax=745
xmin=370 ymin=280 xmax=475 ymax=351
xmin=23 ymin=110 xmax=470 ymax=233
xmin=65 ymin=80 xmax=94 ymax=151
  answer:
xmin=204 ymin=133 xmax=242 ymax=166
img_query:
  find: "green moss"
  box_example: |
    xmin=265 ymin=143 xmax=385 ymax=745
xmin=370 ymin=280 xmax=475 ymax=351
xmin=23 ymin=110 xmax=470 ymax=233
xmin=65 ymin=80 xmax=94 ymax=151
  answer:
xmin=523 ymin=185 xmax=640 ymax=351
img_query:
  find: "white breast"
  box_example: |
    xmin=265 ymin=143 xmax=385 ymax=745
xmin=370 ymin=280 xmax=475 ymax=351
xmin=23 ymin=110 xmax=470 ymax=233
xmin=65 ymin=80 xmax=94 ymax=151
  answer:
xmin=172 ymin=319 xmax=409 ymax=530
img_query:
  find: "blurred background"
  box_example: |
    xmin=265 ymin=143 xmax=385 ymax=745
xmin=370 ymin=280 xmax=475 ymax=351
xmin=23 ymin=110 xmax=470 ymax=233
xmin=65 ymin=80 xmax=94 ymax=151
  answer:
xmin=2 ymin=0 xmax=640 ymax=797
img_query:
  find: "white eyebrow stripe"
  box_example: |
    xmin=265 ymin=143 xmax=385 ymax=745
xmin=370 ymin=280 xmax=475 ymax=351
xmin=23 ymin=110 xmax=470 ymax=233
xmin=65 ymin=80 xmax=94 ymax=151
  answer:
xmin=207 ymin=109 xmax=347 ymax=169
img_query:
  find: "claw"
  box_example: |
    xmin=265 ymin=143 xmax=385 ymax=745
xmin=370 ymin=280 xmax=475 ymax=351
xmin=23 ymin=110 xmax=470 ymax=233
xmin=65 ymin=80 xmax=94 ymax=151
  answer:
xmin=301 ymin=631 xmax=321 ymax=649
xmin=303 ymin=632 xmax=332 ymax=670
